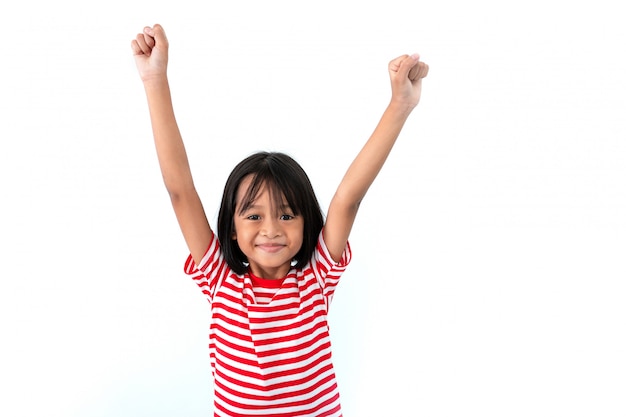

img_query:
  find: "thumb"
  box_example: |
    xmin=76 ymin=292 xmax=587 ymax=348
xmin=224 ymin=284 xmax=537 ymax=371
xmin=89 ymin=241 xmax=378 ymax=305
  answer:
xmin=408 ymin=61 xmax=429 ymax=81
xmin=145 ymin=24 xmax=169 ymax=47
xmin=388 ymin=54 xmax=419 ymax=79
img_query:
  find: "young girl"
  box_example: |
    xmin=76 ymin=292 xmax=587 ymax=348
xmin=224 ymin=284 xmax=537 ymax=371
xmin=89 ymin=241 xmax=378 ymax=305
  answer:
xmin=132 ymin=24 xmax=428 ymax=417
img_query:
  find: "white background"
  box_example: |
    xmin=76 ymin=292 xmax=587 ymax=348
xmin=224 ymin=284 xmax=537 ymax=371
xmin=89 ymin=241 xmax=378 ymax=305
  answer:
xmin=1 ymin=1 xmax=625 ymax=416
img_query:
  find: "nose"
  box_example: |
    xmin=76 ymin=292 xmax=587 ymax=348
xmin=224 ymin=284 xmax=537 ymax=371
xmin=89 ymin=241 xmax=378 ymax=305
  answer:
xmin=260 ymin=217 xmax=281 ymax=238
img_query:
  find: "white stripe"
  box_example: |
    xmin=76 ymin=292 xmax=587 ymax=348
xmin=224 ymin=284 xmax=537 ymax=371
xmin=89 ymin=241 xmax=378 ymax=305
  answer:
xmin=213 ymin=375 xmax=340 ymax=413
xmin=214 ymin=362 xmax=337 ymax=398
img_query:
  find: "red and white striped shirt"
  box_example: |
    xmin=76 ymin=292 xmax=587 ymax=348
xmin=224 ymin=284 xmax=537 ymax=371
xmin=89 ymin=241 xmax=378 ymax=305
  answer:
xmin=184 ymin=231 xmax=352 ymax=417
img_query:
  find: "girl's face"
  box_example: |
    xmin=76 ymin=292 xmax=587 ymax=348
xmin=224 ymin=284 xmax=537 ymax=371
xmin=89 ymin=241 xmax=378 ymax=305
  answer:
xmin=232 ymin=175 xmax=304 ymax=280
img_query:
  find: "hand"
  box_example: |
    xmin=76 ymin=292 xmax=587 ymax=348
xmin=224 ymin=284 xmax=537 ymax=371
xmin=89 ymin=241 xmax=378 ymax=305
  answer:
xmin=131 ymin=24 xmax=169 ymax=83
xmin=388 ymin=54 xmax=429 ymax=109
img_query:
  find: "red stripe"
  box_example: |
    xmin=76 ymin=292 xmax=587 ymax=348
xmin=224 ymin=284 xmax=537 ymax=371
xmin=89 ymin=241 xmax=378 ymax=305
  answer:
xmin=214 ymin=376 xmax=339 ymax=411
xmin=212 ymin=333 xmax=255 ymax=357
xmin=211 ymin=312 xmax=250 ymax=332
xmin=251 ymin=321 xmax=328 ymax=347
xmin=248 ymin=305 xmax=326 ymax=329
xmin=214 ymin=351 xmax=334 ymax=392
xmin=256 ymin=340 xmax=332 ymax=369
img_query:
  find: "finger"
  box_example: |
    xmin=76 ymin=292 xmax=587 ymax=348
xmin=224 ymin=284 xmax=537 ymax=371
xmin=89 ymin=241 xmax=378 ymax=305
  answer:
xmin=147 ymin=24 xmax=169 ymax=48
xmin=408 ymin=62 xmax=419 ymax=80
xmin=392 ymin=54 xmax=420 ymax=80
xmin=135 ymin=33 xmax=153 ymax=56
xmin=142 ymin=27 xmax=156 ymax=49
xmin=135 ymin=33 xmax=152 ymax=55
xmin=419 ymin=62 xmax=429 ymax=79
xmin=388 ymin=54 xmax=410 ymax=74
xmin=408 ymin=61 xmax=429 ymax=81
xmin=130 ymin=38 xmax=150 ymax=55
xmin=130 ymin=39 xmax=143 ymax=55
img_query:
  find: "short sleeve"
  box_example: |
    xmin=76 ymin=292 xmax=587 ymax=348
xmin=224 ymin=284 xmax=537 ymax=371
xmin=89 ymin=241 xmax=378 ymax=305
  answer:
xmin=311 ymin=230 xmax=352 ymax=304
xmin=183 ymin=234 xmax=230 ymax=303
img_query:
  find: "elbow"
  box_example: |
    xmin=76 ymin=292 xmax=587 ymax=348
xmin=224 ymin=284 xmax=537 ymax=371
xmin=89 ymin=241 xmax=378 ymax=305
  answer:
xmin=167 ymin=187 xmax=182 ymax=202
xmin=163 ymin=177 xmax=196 ymax=202
xmin=331 ymin=191 xmax=362 ymax=217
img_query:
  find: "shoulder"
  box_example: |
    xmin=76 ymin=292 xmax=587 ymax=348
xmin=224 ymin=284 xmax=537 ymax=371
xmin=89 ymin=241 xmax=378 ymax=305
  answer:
xmin=317 ymin=229 xmax=352 ymax=269
xmin=184 ymin=233 xmax=225 ymax=276
xmin=300 ymin=230 xmax=352 ymax=279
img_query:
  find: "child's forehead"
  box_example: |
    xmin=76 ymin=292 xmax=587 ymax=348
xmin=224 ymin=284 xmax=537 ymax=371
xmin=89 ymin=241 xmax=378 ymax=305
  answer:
xmin=237 ymin=175 xmax=269 ymax=196
xmin=236 ymin=174 xmax=255 ymax=194
xmin=236 ymin=175 xmax=288 ymax=206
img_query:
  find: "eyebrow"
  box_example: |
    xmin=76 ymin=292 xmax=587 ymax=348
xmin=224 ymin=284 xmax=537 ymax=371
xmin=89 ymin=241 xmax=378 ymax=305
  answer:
xmin=240 ymin=203 xmax=293 ymax=213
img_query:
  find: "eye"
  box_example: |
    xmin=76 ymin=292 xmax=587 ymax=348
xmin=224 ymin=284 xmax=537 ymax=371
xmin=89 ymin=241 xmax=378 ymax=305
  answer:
xmin=246 ymin=214 xmax=261 ymax=220
xmin=280 ymin=214 xmax=295 ymax=221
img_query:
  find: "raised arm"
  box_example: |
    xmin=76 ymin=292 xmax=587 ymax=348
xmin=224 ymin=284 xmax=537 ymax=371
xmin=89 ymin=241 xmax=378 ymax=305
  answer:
xmin=323 ymin=54 xmax=429 ymax=261
xmin=131 ymin=24 xmax=213 ymax=265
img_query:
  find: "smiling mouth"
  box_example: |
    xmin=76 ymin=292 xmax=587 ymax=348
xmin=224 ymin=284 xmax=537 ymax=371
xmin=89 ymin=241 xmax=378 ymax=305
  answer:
xmin=256 ymin=243 xmax=286 ymax=253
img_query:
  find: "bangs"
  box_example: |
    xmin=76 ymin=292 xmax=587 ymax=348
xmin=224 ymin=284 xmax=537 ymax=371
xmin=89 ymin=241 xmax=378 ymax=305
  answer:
xmin=237 ymin=170 xmax=302 ymax=216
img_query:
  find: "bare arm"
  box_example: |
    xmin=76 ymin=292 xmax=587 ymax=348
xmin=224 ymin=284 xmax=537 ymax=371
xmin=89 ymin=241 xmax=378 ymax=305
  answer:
xmin=323 ymin=54 xmax=429 ymax=261
xmin=131 ymin=24 xmax=213 ymax=265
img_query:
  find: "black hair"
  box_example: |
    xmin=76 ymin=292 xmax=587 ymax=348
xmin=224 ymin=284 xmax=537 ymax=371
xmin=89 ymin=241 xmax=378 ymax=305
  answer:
xmin=217 ymin=152 xmax=324 ymax=275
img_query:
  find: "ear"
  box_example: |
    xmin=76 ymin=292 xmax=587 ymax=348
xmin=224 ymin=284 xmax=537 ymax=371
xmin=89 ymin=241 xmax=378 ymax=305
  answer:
xmin=231 ymin=230 xmax=237 ymax=240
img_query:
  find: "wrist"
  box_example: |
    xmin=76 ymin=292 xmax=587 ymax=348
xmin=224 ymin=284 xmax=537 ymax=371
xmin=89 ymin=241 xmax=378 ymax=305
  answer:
xmin=386 ymin=99 xmax=415 ymax=118
xmin=142 ymin=74 xmax=169 ymax=90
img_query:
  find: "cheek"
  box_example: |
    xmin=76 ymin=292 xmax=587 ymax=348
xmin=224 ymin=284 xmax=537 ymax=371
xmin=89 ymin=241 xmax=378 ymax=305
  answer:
xmin=295 ymin=225 xmax=305 ymax=245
